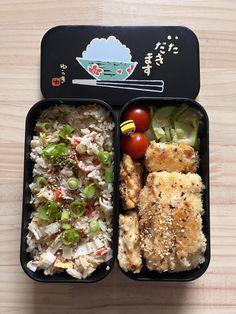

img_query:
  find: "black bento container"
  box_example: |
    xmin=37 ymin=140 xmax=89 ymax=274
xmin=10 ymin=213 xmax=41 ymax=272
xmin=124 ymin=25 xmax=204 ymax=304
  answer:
xmin=117 ymin=97 xmax=210 ymax=281
xmin=20 ymin=98 xmax=119 ymax=283
xmin=21 ymin=25 xmax=210 ymax=283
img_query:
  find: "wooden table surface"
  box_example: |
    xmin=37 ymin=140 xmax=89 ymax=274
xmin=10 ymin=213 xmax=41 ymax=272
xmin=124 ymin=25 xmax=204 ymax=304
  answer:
xmin=0 ymin=0 xmax=236 ymax=313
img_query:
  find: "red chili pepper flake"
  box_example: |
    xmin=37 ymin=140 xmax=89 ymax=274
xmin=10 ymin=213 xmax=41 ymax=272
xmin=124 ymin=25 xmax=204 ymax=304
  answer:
xmin=50 ymin=253 xmax=61 ymax=272
xmin=71 ymin=136 xmax=80 ymax=148
xmin=80 ymin=168 xmax=87 ymax=174
xmin=81 ymin=152 xmax=89 ymax=157
xmin=34 ymin=127 xmax=42 ymax=133
xmin=50 ymin=264 xmax=55 ymax=273
xmin=54 ymin=188 xmax=64 ymax=203
xmin=86 ymin=206 xmax=93 ymax=217
xmin=71 ymin=150 xmax=79 ymax=164
xmin=96 ymin=248 xmax=107 ymax=256
xmin=93 ymin=159 xmax=100 ymax=166
xmin=71 ymin=150 xmax=77 ymax=157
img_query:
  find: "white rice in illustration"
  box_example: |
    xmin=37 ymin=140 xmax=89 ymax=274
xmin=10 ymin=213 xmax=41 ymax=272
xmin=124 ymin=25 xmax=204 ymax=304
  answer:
xmin=82 ymin=36 xmax=132 ymax=62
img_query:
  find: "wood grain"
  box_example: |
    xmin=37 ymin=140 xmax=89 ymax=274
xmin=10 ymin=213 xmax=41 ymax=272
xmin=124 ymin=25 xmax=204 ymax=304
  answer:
xmin=0 ymin=0 xmax=236 ymax=313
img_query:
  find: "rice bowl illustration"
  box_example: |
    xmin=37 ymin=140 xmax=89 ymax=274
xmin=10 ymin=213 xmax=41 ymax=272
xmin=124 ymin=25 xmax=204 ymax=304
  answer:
xmin=76 ymin=36 xmax=138 ymax=81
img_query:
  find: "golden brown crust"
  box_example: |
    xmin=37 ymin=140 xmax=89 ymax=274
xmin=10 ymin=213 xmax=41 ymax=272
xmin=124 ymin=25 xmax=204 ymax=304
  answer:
xmin=118 ymin=211 xmax=142 ymax=273
xmin=138 ymin=171 xmax=206 ymax=272
xmin=145 ymin=141 xmax=198 ymax=173
xmin=120 ymin=154 xmax=144 ymax=209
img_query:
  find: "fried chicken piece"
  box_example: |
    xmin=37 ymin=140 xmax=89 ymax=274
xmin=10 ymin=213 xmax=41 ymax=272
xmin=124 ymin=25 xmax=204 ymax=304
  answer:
xmin=145 ymin=141 xmax=199 ymax=173
xmin=118 ymin=211 xmax=142 ymax=273
xmin=120 ymin=154 xmax=144 ymax=209
xmin=138 ymin=171 xmax=204 ymax=217
xmin=138 ymin=171 xmax=206 ymax=272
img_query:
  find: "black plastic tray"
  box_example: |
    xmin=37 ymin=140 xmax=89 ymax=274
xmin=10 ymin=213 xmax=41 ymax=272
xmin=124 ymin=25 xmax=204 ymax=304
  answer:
xmin=117 ymin=97 xmax=210 ymax=281
xmin=20 ymin=98 xmax=119 ymax=283
xmin=20 ymin=97 xmax=210 ymax=282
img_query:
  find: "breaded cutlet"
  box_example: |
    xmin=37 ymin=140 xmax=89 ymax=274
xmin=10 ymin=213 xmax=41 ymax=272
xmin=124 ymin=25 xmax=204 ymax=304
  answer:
xmin=120 ymin=154 xmax=144 ymax=210
xmin=145 ymin=141 xmax=199 ymax=173
xmin=118 ymin=211 xmax=142 ymax=273
xmin=138 ymin=171 xmax=206 ymax=272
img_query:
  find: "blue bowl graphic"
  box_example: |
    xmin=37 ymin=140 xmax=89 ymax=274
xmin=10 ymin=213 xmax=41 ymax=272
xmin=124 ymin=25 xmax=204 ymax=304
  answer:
xmin=76 ymin=58 xmax=138 ymax=81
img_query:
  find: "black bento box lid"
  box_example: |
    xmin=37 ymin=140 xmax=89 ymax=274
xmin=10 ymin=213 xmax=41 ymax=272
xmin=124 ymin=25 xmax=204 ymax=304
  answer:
xmin=41 ymin=25 xmax=200 ymax=106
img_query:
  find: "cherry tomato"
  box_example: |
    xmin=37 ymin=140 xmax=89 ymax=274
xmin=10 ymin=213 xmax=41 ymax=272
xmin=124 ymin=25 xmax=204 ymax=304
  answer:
xmin=123 ymin=104 xmax=151 ymax=132
xmin=121 ymin=132 xmax=148 ymax=159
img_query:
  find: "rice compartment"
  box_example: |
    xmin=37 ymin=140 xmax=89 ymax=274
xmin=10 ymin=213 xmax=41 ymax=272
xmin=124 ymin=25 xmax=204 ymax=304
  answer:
xmin=26 ymin=103 xmax=115 ymax=279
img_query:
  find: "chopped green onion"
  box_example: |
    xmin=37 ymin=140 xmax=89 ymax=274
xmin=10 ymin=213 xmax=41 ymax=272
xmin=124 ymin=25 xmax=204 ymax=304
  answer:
xmin=34 ymin=176 xmax=47 ymax=188
xmin=43 ymin=143 xmax=71 ymax=159
xmin=61 ymin=223 xmax=72 ymax=230
xmin=39 ymin=122 xmax=52 ymax=133
xmin=97 ymin=151 xmax=111 ymax=165
xmin=70 ymin=200 xmax=85 ymax=217
xmin=58 ymin=124 xmax=74 ymax=139
xmin=46 ymin=201 xmax=61 ymax=221
xmin=105 ymin=167 xmax=113 ymax=183
xmin=38 ymin=206 xmax=48 ymax=221
xmin=61 ymin=210 xmax=70 ymax=221
xmin=65 ymin=158 xmax=76 ymax=166
xmin=83 ymin=183 xmax=96 ymax=199
xmin=76 ymin=143 xmax=86 ymax=154
xmin=89 ymin=220 xmax=100 ymax=233
xmin=60 ymin=229 xmax=80 ymax=246
xmin=37 ymin=201 xmax=61 ymax=222
xmin=67 ymin=177 xmax=80 ymax=190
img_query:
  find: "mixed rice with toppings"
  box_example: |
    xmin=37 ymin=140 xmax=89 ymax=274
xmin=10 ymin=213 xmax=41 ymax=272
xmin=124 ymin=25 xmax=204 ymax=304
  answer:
xmin=26 ymin=104 xmax=114 ymax=279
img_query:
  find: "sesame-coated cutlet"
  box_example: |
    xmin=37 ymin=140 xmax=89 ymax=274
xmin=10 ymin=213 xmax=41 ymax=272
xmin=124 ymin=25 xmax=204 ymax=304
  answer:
xmin=145 ymin=141 xmax=199 ymax=173
xmin=138 ymin=171 xmax=206 ymax=273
